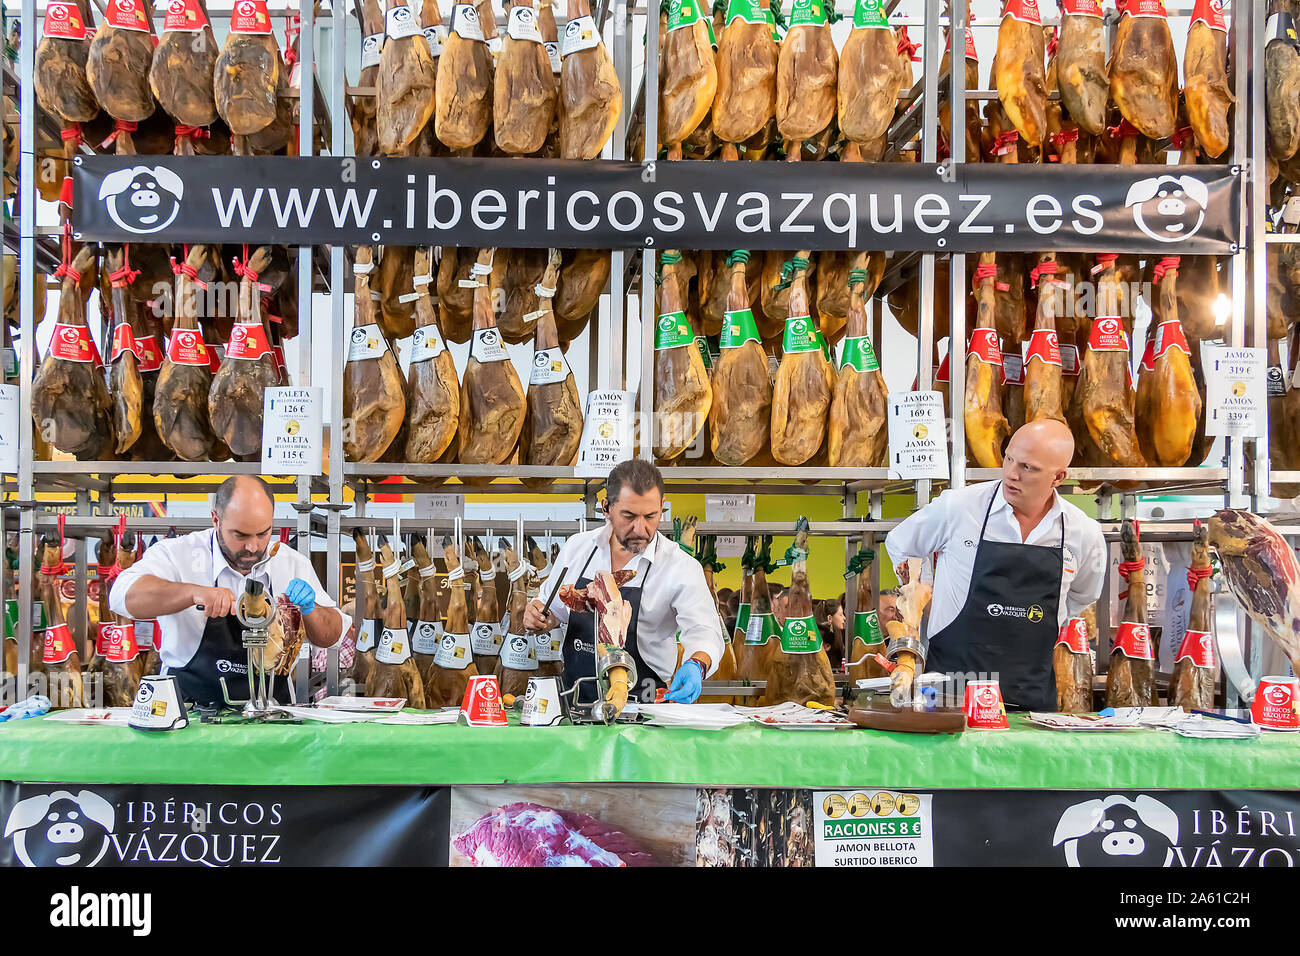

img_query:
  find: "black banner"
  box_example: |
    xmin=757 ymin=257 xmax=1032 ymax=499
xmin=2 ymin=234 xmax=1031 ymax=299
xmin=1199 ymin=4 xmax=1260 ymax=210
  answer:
xmin=0 ymin=783 xmax=448 ymax=867
xmin=72 ymin=156 xmax=1242 ymax=254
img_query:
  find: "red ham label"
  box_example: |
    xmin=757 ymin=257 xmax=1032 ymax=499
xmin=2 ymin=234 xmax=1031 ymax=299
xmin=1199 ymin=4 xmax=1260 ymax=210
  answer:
xmin=110 ymin=323 xmax=137 ymax=363
xmin=225 ymin=322 xmax=272 ymax=360
xmin=43 ymin=2 xmax=88 ymax=39
xmin=207 ymin=343 xmax=223 ymax=373
xmin=1025 ymin=328 xmax=1062 ymax=367
xmin=1088 ymin=316 xmax=1129 ymax=352
xmin=1138 ymin=338 xmax=1156 ymax=374
xmin=1056 ymin=618 xmax=1089 ymax=654
xmin=945 ymin=26 xmax=978 ymax=60
xmin=1114 ymin=621 xmax=1155 ymax=661
xmin=1154 ymin=320 xmax=1191 ymax=360
xmin=164 ymin=0 xmax=209 ymax=32
xmin=44 ymin=623 xmax=76 ymax=664
xmin=136 ymin=335 xmax=163 ymax=372
xmin=1191 ymin=0 xmax=1226 ymax=31
xmin=933 ymin=353 xmax=950 ymax=385
xmin=1123 ymin=0 xmax=1167 ymax=18
xmin=97 ymin=622 xmax=139 ymax=663
xmin=1060 ymin=343 xmax=1080 ymax=376
xmin=1176 ymin=629 xmax=1216 ymax=669
xmin=230 ymin=0 xmax=274 ymax=34
xmin=969 ymin=328 xmax=1003 ymax=366
xmin=166 ymin=329 xmax=210 ymax=367
xmin=49 ymin=323 xmax=100 ymax=364
xmin=1002 ymin=0 xmax=1040 ymax=24
xmin=272 ymin=344 xmax=286 ymax=375
xmin=1062 ymin=0 xmax=1103 ymax=16
xmin=105 ymin=0 xmax=151 ymax=31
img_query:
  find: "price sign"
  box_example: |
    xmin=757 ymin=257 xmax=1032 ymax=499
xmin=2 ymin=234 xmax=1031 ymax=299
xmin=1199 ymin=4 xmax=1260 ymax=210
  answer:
xmin=887 ymin=391 xmax=949 ymax=480
xmin=413 ymin=493 xmax=465 ymax=520
xmin=575 ymin=389 xmax=635 ymax=477
xmin=0 ymin=384 xmax=16 ymax=474
xmin=262 ymin=387 xmax=323 ymax=475
xmin=1204 ymin=345 xmax=1266 ymax=437
xmin=706 ymin=494 xmax=755 ymax=557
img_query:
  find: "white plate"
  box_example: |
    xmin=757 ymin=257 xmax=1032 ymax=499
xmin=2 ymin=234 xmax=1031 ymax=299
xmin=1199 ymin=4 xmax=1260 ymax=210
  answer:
xmin=317 ymin=696 xmax=407 ymax=712
xmin=42 ymin=708 xmax=134 ymax=727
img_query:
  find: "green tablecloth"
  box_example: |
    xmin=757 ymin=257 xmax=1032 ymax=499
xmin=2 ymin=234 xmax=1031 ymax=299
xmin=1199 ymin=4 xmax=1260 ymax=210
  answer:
xmin=0 ymin=714 xmax=1294 ymax=790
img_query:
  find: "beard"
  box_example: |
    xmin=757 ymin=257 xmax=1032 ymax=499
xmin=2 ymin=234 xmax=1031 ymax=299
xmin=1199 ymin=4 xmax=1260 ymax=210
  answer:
xmin=614 ymin=529 xmax=650 ymax=555
xmin=217 ymin=531 xmax=266 ymax=573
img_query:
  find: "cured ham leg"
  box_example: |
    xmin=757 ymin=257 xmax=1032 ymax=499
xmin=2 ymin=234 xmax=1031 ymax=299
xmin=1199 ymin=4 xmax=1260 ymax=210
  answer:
xmin=660 ymin=0 xmax=716 ymax=158
xmin=763 ymin=519 xmax=835 ymax=707
xmin=993 ymin=0 xmax=1047 ymax=148
xmin=888 ymin=558 xmax=932 ymax=710
xmin=1209 ymin=510 xmax=1300 ymax=679
xmin=770 ymin=253 xmax=832 ymax=465
xmin=1106 ymin=520 xmax=1157 ymax=708
xmin=1171 ymin=521 xmax=1217 ymax=710
xmin=846 ymin=537 xmax=888 ymax=683
xmin=708 ymin=250 xmax=771 ymax=465
xmin=1056 ymin=0 xmax=1106 ymax=135
xmin=1110 ymin=0 xmax=1177 ymax=141
xmin=827 ymin=253 xmax=888 ymax=467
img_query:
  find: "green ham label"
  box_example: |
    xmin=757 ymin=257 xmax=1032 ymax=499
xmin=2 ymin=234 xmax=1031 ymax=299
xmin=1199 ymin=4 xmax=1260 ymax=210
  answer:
xmin=852 ymin=0 xmax=890 ymax=28
xmin=733 ymin=601 xmax=752 ymax=642
xmin=853 ymin=609 xmax=884 ymax=645
xmin=782 ymin=315 xmax=821 ymax=354
xmin=720 ymin=309 xmax=761 ymax=348
xmin=788 ymin=0 xmax=828 ymax=26
xmin=655 ymin=311 xmax=695 ymax=350
xmin=695 ymin=335 xmax=714 ymax=370
xmin=667 ymin=0 xmax=705 ymax=30
xmin=781 ymin=615 xmax=822 ymax=654
xmin=744 ymin=610 xmax=780 ymax=646
xmin=841 ymin=335 xmax=880 ymax=372
xmin=726 ymin=0 xmax=766 ymax=26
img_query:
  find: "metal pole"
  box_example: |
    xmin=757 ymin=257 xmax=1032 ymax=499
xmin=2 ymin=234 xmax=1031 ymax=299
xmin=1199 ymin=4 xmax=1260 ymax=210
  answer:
xmin=947 ymin=0 xmax=968 ymax=490
xmin=17 ymin=0 xmax=36 ymax=700
xmin=1247 ymin=0 xmax=1268 ymax=504
xmin=640 ymin=0 xmax=659 ymax=460
xmin=914 ymin=0 xmax=941 ymax=512
xmin=326 ymin=0 xmax=347 ymax=697
xmin=1225 ymin=0 xmax=1252 ymax=510
xmin=294 ymin=0 xmax=316 ymax=704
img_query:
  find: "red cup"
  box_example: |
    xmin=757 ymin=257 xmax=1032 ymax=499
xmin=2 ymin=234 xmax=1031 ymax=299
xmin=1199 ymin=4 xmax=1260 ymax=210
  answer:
xmin=963 ymin=680 xmax=1010 ymax=730
xmin=1251 ymin=676 xmax=1300 ymax=731
xmin=459 ymin=675 xmax=508 ymax=727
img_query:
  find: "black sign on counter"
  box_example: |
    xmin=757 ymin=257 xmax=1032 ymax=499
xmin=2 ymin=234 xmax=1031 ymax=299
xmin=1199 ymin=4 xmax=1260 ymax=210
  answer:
xmin=72 ymin=156 xmax=1242 ymax=255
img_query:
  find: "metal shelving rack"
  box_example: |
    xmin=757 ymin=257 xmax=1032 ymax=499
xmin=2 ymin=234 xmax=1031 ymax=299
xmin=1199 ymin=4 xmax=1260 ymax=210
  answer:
xmin=4 ymin=0 xmax=1277 ymax=701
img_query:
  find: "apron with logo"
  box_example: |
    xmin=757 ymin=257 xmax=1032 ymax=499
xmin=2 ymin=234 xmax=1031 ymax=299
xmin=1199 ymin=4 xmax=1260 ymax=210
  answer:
xmin=927 ymin=482 xmax=1065 ymax=712
xmin=562 ymin=546 xmax=664 ymax=706
xmin=171 ymin=612 xmax=291 ymax=707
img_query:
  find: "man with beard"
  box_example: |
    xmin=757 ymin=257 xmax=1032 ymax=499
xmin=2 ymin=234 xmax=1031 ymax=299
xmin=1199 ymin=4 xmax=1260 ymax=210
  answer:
xmin=523 ymin=460 xmax=724 ymax=705
xmin=109 ymin=476 xmax=347 ymax=706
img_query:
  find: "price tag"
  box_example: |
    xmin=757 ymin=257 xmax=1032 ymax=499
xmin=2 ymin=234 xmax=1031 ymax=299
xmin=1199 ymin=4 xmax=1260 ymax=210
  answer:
xmin=1204 ymin=345 xmax=1266 ymax=437
xmin=575 ymin=389 xmax=634 ymax=478
xmin=262 ymin=386 xmax=323 ymax=476
xmin=0 ymin=384 xmax=17 ymax=474
xmin=706 ymin=494 xmax=754 ymax=557
xmin=413 ymin=493 xmax=464 ymax=519
xmin=887 ymin=391 xmax=949 ymax=480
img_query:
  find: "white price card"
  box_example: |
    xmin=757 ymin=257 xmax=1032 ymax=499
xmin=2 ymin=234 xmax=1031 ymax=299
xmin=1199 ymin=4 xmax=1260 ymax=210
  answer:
xmin=706 ymin=494 xmax=755 ymax=557
xmin=575 ymin=389 xmax=634 ymax=477
xmin=814 ymin=790 xmax=933 ymax=867
xmin=413 ymin=493 xmax=464 ymax=519
xmin=262 ymin=386 xmax=323 ymax=476
xmin=0 ymin=384 xmax=17 ymax=474
xmin=1204 ymin=345 xmax=1266 ymax=437
xmin=887 ymin=391 xmax=949 ymax=480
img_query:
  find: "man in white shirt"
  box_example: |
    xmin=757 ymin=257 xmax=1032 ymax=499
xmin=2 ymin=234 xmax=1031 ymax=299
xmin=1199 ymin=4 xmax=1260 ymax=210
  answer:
xmin=110 ymin=476 xmax=347 ymax=706
xmin=884 ymin=420 xmax=1106 ymax=711
xmin=523 ymin=460 xmax=725 ymax=705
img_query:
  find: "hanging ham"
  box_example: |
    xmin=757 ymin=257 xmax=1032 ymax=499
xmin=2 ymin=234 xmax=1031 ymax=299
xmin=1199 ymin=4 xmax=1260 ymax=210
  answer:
xmin=35 ymin=0 xmax=99 ymax=124
xmin=496 ymin=541 xmax=538 ymax=698
xmin=845 ymin=537 xmax=888 ymax=683
xmin=827 ymin=253 xmax=888 ymax=468
xmin=992 ymin=0 xmax=1046 ymax=148
xmin=653 ymin=251 xmax=712 ymax=460
xmin=770 ymin=253 xmax=832 ymax=465
xmin=763 ymin=520 xmax=834 ymax=706
xmin=459 ymin=249 xmax=527 ymax=470
xmin=707 ymin=251 xmax=771 ymax=465
xmin=1110 ymin=0 xmax=1177 ymax=141
xmin=39 ymin=536 xmax=83 ymax=709
xmin=33 ymin=246 xmax=113 ymax=460
xmin=87 ymin=0 xmax=155 ymax=125
xmin=347 ymin=531 xmax=379 ymax=689
xmin=1171 ymin=521 xmax=1217 ymax=710
xmin=343 ymin=247 xmax=406 ymax=462
xmin=103 ymin=247 xmax=145 ymax=456
xmin=376 ymin=246 xmax=417 ymax=340
xmin=775 ymin=0 xmax=836 ymax=153
xmin=521 ymin=251 xmax=583 ymax=485
xmin=495 ymin=0 xmax=558 ymax=155
xmin=469 ymin=544 xmax=504 ymax=673
xmin=747 ymin=536 xmax=781 ymax=696
xmin=1267 ymin=0 xmax=1300 ymax=161
xmin=151 ymin=0 xmax=219 ymax=127
xmin=1106 ymin=520 xmax=1157 ymax=707
xmin=1134 ymin=257 xmax=1200 ymax=466
xmin=214 ymin=0 xmax=279 ymax=138
xmin=208 ymin=247 xmax=278 ymax=459
xmin=1023 ymin=254 xmax=1066 ymax=425
xmin=660 ymin=0 xmax=717 ymax=157
xmin=436 ymin=0 xmax=493 ymax=150
xmin=100 ymin=536 xmax=143 ymax=707
xmin=1054 ymin=610 xmax=1094 ymax=713
xmin=378 ymin=0 xmax=437 ymax=155
xmin=694 ymin=534 xmax=738 ymax=702
xmin=350 ymin=0 xmax=384 ymax=157
xmin=366 ymin=543 xmax=429 ymax=706
xmin=436 ymin=247 xmax=477 ymax=343
xmin=713 ymin=0 xmax=777 ymax=148
xmin=559 ymin=0 xmax=621 ymax=158
xmin=409 ymin=538 xmax=443 ymax=693
xmin=838 ymin=0 xmax=904 ymax=152
xmin=154 ymin=245 xmax=218 ymax=460
xmin=493 ymin=247 xmax=548 ymax=345
xmin=1056 ymin=0 xmax=1106 ymax=134
xmin=405 ymin=247 xmax=461 ymax=464
xmin=965 ymin=256 xmax=1011 ymax=468
xmin=731 ymin=538 xmax=757 ymax=679
xmin=1184 ymin=0 xmax=1232 ymax=158
xmin=555 ymin=249 xmax=610 ymax=342
xmin=427 ymin=537 xmax=480 ymax=707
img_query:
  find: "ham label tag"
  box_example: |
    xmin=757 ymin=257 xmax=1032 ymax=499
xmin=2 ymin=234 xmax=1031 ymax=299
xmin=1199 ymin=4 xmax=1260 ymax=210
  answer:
xmin=726 ymin=0 xmax=766 ymax=26
xmin=50 ymin=324 xmax=99 ymax=364
xmin=780 ymin=615 xmax=822 ymax=654
xmin=105 ymin=0 xmax=151 ymax=31
xmin=470 ymin=327 xmax=510 ymax=363
xmin=470 ymin=621 xmax=504 ymax=656
xmin=1175 ymin=629 xmax=1217 ymax=669
xmin=744 ymin=610 xmax=779 ymax=646
xmin=529 ymin=346 xmax=572 ymax=385
xmin=969 ymin=328 xmax=1003 ymax=366
xmin=449 ymin=4 xmax=486 ymax=41
xmin=1056 ymin=617 xmax=1089 ymax=654
xmin=164 ymin=0 xmax=209 ymax=32
xmin=1113 ymin=621 xmax=1155 ymax=661
xmin=1060 ymin=343 xmax=1080 ymax=377
xmin=225 ymin=322 xmax=272 ymax=360
xmin=532 ymin=628 xmax=564 ymax=661
xmin=853 ymin=609 xmax=884 ymax=645
xmin=781 ymin=315 xmax=821 ymax=354
xmin=411 ymin=620 xmax=443 ymax=655
xmin=1088 ymin=316 xmax=1129 ymax=352
xmin=348 ymin=323 xmax=388 ymax=362
xmin=1154 ymin=320 xmax=1191 ymax=361
xmin=654 ymin=311 xmax=695 ymax=350
xmin=1191 ymin=0 xmax=1227 ymax=32
xmin=425 ymin=24 xmax=448 ymax=56
xmin=841 ymin=335 xmax=880 ymax=373
xmin=695 ymin=335 xmax=714 ymax=370
xmin=720 ymin=309 xmax=761 ymax=348
xmin=506 ymin=4 xmax=544 ymax=42
xmin=1123 ymin=0 xmax=1168 ymax=18
xmin=667 ymin=0 xmax=706 ymax=31
xmin=361 ymin=32 xmax=384 ymax=68
xmin=98 ymin=622 xmax=139 ymax=663
xmin=1002 ymin=350 xmax=1025 ymax=386
xmin=355 ymin=617 xmax=376 ymax=652
xmin=376 ymin=627 xmax=411 ymax=664
xmin=560 ymin=14 xmax=600 ymax=56
xmin=852 ymin=0 xmax=890 ymax=29
xmin=1061 ymin=0 xmax=1103 ymax=17
xmin=229 ymin=0 xmax=274 ymax=34
xmin=435 ymin=630 xmax=474 ymax=669
xmin=385 ymin=4 xmax=422 ymax=39
xmin=787 ymin=0 xmax=828 ymax=27
xmin=500 ymin=633 xmax=538 ymax=670
xmin=1002 ymin=0 xmax=1041 ymax=25
xmin=44 ymin=623 xmax=76 ymax=664
xmin=410 ymin=324 xmax=447 ymax=362
xmin=1025 ymin=328 xmax=1062 ymax=367
xmin=43 ymin=2 xmax=88 ymax=39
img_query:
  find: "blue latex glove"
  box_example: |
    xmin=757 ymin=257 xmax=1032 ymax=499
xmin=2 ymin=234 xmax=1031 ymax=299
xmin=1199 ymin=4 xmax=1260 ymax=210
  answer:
xmin=0 ymin=695 xmax=51 ymax=721
xmin=284 ymin=578 xmax=316 ymax=616
xmin=665 ymin=659 xmax=705 ymax=704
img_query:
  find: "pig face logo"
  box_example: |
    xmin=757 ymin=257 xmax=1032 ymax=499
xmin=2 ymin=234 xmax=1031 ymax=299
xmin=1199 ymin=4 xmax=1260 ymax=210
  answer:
xmin=1053 ymin=795 xmax=1178 ymax=867
xmin=1126 ymin=175 xmax=1208 ymax=244
xmin=4 ymin=790 xmax=115 ymax=867
xmin=98 ymin=165 xmax=184 ymax=236
xmin=1264 ymin=684 xmax=1292 ymax=706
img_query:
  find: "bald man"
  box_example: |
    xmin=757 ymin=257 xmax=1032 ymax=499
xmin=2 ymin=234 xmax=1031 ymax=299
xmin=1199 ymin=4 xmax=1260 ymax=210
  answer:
xmin=110 ymin=476 xmax=348 ymax=706
xmin=884 ymin=421 xmax=1106 ymax=711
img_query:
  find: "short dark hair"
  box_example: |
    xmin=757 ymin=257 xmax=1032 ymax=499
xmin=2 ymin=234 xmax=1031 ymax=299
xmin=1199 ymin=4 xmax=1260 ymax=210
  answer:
xmin=214 ymin=475 xmax=276 ymax=516
xmin=604 ymin=459 xmax=665 ymax=505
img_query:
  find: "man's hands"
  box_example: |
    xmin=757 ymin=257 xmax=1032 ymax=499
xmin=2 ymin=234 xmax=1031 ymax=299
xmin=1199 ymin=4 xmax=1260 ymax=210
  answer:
xmin=190 ymin=585 xmax=238 ymax=620
xmin=523 ymin=598 xmax=559 ymax=633
xmin=665 ymin=658 xmax=705 ymax=704
xmin=284 ymin=578 xmax=316 ymax=616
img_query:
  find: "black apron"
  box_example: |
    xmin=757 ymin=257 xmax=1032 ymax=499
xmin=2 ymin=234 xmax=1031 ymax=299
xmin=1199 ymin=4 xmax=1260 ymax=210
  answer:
xmin=563 ymin=546 xmax=665 ymax=706
xmin=927 ymin=482 xmax=1065 ymax=712
xmin=171 ymin=612 xmax=291 ymax=708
